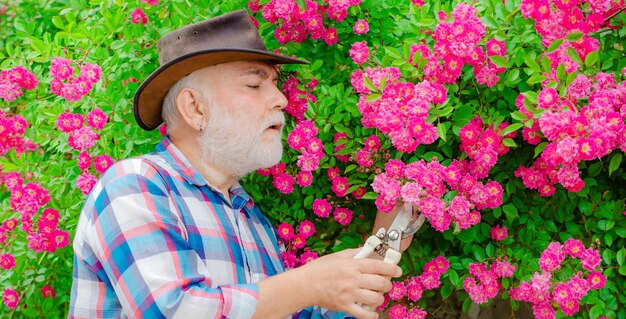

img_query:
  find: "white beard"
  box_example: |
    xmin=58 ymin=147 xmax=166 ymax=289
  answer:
xmin=197 ymin=100 xmax=285 ymax=179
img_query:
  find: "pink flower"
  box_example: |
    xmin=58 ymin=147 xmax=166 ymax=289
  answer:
xmin=587 ymin=271 xmax=606 ymax=289
xmin=353 ymin=19 xmax=369 ymax=35
xmin=56 ymin=112 xmax=83 ymax=133
xmin=580 ymin=248 xmax=602 ymax=271
xmin=296 ymin=171 xmax=313 ymax=187
xmin=299 ymin=251 xmax=318 ymax=265
xmin=407 ymin=307 xmax=427 ymax=319
xmin=87 ymin=107 xmax=107 ymax=130
xmin=50 ymin=57 xmax=74 ymax=80
xmin=68 ymin=127 xmax=99 ymax=150
xmin=485 ymin=38 xmax=506 ymax=56
xmin=272 ymin=172 xmax=295 ymax=194
xmin=312 ymin=198 xmax=332 ymax=218
xmin=291 ymin=234 xmax=307 ymax=249
xmin=349 ymin=41 xmax=369 ymax=65
xmin=323 ymin=27 xmax=338 ymax=45
xmin=277 ymin=222 xmax=295 ymax=241
xmin=388 ymin=304 xmax=408 ymax=319
xmin=3 ymin=288 xmax=18 ymax=309
xmin=76 ymin=172 xmax=97 ymax=195
xmin=281 ymin=251 xmax=297 ymax=268
xmin=0 ymin=253 xmax=15 ymax=270
xmin=333 ymin=207 xmax=353 ymax=225
xmin=41 ymin=285 xmax=56 ymax=298
xmin=539 ymin=242 xmax=565 ymax=272
xmin=298 ymin=220 xmax=316 ymax=238
xmin=94 ymin=155 xmax=114 ymax=174
xmin=77 ymin=151 xmax=91 ymax=171
xmin=131 ymin=8 xmax=148 ymax=25
xmin=80 ymin=63 xmax=101 ymax=83
xmin=490 ymin=225 xmax=508 ymax=241
xmin=406 ymin=277 xmax=423 ymax=301
xmin=388 ymin=281 xmax=407 ymax=300
xmin=563 ymin=238 xmax=585 ymax=258
xmin=331 ymin=176 xmax=350 ymax=197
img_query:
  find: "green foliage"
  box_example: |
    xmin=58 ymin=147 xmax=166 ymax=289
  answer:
xmin=0 ymin=0 xmax=625 ymax=318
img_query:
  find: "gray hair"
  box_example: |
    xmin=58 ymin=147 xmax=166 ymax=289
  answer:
xmin=161 ymin=68 xmax=211 ymax=134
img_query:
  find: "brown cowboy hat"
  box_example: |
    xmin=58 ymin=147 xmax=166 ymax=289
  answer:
xmin=133 ymin=10 xmax=308 ymax=131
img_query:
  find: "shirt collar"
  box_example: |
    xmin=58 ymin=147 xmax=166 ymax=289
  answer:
xmin=155 ymin=136 xmax=253 ymax=205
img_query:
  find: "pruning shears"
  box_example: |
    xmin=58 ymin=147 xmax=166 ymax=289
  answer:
xmin=354 ymin=203 xmax=425 ymax=265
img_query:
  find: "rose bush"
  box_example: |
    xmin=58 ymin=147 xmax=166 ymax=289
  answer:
xmin=1 ymin=0 xmax=625 ymax=318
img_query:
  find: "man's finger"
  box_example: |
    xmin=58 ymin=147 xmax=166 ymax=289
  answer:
xmin=355 ymin=258 xmax=403 ymax=278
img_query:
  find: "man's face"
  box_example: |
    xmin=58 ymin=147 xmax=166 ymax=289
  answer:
xmin=195 ymin=61 xmax=288 ymax=177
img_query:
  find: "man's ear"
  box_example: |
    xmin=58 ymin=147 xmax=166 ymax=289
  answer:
xmin=176 ymin=88 xmax=206 ymax=132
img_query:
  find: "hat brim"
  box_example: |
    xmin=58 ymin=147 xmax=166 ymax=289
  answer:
xmin=133 ymin=49 xmax=309 ymax=131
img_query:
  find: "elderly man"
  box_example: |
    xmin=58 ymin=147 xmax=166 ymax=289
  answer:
xmin=70 ymin=10 xmax=409 ymax=319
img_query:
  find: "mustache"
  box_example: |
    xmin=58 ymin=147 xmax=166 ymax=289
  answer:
xmin=262 ymin=112 xmax=285 ymax=130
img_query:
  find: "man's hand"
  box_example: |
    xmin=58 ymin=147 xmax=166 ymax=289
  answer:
xmin=297 ymin=248 xmax=402 ymax=319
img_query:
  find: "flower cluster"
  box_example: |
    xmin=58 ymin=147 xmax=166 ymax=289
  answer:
xmin=381 ymin=256 xmax=450 ymax=319
xmin=510 ymin=239 xmax=605 ymax=318
xmin=460 ymin=116 xmax=516 ymax=179
xmin=76 ymin=151 xmax=114 ymax=195
xmin=56 ymin=108 xmax=106 ymax=152
xmin=515 ymin=73 xmax=626 ymax=195
xmin=371 ymin=156 xmax=503 ymax=232
xmin=49 ymin=57 xmax=101 ymax=101
xmin=463 ymin=258 xmax=516 ymax=304
xmin=520 ymin=0 xmax=616 ymax=74
xmin=407 ymin=3 xmax=507 ymax=87
xmin=254 ymin=0 xmax=362 ymax=45
xmin=0 ymin=171 xmax=69 ymax=254
xmin=0 ymin=111 xmax=37 ymax=156
xmin=277 ymin=220 xmax=318 ymax=268
xmin=312 ymin=196 xmax=355 ymax=226
xmin=282 ymin=75 xmax=317 ymax=121
xmin=0 ymin=66 xmax=38 ymax=101
xmin=352 ymin=67 xmax=441 ymax=153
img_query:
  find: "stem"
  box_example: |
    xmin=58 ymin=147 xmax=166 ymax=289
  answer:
xmin=604 ymin=7 xmax=626 ymax=23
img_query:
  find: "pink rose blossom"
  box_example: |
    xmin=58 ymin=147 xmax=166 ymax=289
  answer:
xmin=353 ymin=19 xmax=369 ymax=35
xmin=490 ymin=225 xmax=508 ymax=241
xmin=312 ymin=198 xmax=332 ymax=218
xmin=76 ymin=172 xmax=96 ymax=195
xmin=0 ymin=253 xmax=15 ymax=270
xmin=277 ymin=222 xmax=295 ymax=241
xmin=298 ymin=220 xmax=315 ymax=238
xmin=94 ymin=154 xmax=114 ymax=174
xmin=41 ymin=285 xmax=56 ymax=298
xmin=333 ymin=207 xmax=353 ymax=225
xmin=3 ymin=288 xmax=18 ymax=309
xmin=131 ymin=8 xmax=148 ymax=25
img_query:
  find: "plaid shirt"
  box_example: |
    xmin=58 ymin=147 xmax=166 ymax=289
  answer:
xmin=69 ymin=137 xmax=347 ymax=319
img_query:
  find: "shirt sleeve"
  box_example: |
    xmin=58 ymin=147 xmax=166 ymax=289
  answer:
xmin=295 ymin=306 xmax=353 ymax=319
xmin=80 ymin=164 xmax=259 ymax=318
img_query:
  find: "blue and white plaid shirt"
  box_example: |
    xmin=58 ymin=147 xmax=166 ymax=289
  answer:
xmin=69 ymin=136 xmax=347 ymax=319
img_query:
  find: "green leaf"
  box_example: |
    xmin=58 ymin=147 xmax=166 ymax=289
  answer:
xmin=588 ymin=161 xmax=604 ymax=177
xmin=441 ymin=283 xmax=454 ymax=299
xmin=567 ymin=47 xmax=583 ymax=65
xmin=527 ymin=73 xmax=547 ymax=85
xmin=363 ymin=76 xmax=377 ymax=92
xmin=503 ymin=203 xmax=518 ymax=222
xmin=565 ymin=32 xmax=583 ymax=41
xmin=502 ymin=138 xmax=516 ymax=147
xmin=608 ymin=152 xmax=622 ymax=177
xmin=534 ymin=142 xmax=548 ymax=158
xmin=524 ymin=56 xmax=541 ymax=72
xmin=617 ymin=248 xmax=626 ymax=266
xmin=499 ymin=123 xmax=523 ymax=136
xmin=295 ymin=0 xmax=306 ymax=10
xmin=474 ymin=248 xmax=485 ymax=261
xmin=489 ymin=55 xmax=511 ymax=68
xmin=547 ymin=39 xmax=564 ymax=53
xmin=365 ymin=93 xmax=381 ymax=102
xmin=437 ymin=122 xmax=448 ymax=142
xmin=448 ymin=269 xmax=460 ymax=286
xmin=585 ymin=51 xmax=599 ymax=67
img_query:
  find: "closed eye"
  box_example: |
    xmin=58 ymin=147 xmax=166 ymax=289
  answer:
xmin=247 ymin=85 xmax=260 ymax=89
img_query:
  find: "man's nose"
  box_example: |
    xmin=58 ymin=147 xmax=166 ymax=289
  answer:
xmin=271 ymin=85 xmax=288 ymax=110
